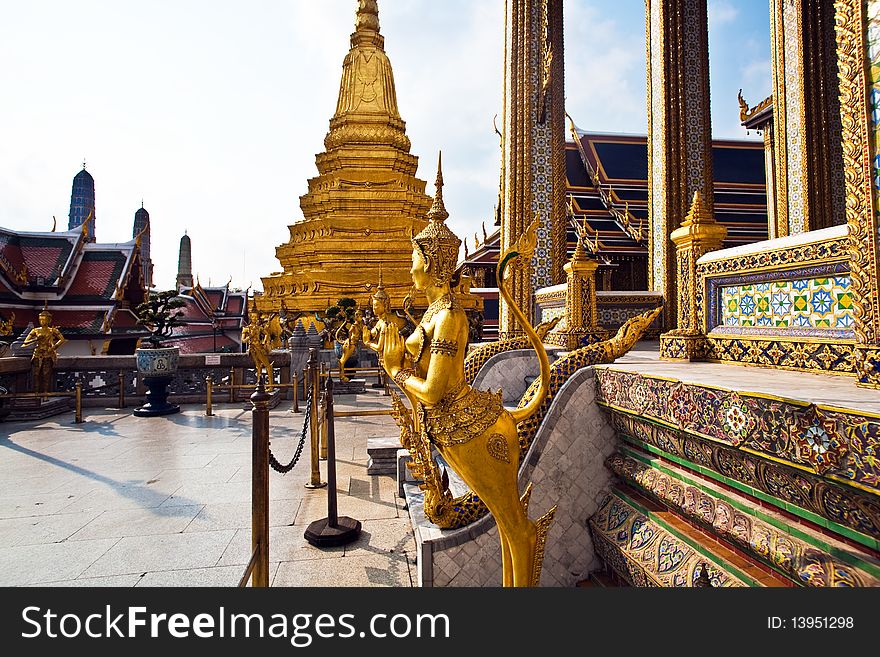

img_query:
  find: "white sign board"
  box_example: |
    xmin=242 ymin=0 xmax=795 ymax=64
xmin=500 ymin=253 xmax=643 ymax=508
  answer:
xmin=205 ymin=354 xmax=221 ymax=365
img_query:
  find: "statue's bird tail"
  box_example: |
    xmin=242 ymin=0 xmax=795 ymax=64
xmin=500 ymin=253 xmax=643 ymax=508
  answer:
xmin=495 ymin=214 xmax=551 ymax=425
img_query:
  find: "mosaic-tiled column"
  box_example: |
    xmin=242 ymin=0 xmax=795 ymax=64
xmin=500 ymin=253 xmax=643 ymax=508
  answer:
xmin=645 ymin=0 xmax=715 ymax=332
xmin=546 ymin=239 xmax=608 ymax=349
xmin=836 ymin=0 xmax=880 ymax=388
xmin=500 ymin=0 xmax=567 ymax=338
xmin=659 ymin=191 xmax=726 ymax=360
xmin=771 ymin=0 xmax=847 ymax=237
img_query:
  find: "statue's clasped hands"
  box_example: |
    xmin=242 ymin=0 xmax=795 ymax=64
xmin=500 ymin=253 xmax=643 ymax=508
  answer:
xmin=382 ymin=325 xmax=407 ymax=374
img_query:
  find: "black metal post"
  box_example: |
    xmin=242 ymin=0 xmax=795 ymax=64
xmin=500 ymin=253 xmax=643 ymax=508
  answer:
xmin=326 ymin=376 xmax=338 ymax=528
xmin=304 ymin=374 xmax=361 ymax=547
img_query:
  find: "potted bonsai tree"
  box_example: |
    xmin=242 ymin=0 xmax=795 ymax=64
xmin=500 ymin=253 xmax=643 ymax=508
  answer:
xmin=133 ymin=289 xmax=185 ymax=416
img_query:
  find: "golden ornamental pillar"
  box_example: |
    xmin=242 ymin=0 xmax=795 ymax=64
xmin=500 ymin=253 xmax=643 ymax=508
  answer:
xmin=770 ymin=0 xmax=847 ymax=237
xmin=835 ymin=0 xmax=880 ymax=388
xmin=646 ymin=0 xmax=715 ymax=331
xmin=659 ymin=191 xmax=726 ymax=361
xmin=499 ymin=0 xmax=567 ymax=338
xmin=547 ymin=238 xmax=608 ymax=349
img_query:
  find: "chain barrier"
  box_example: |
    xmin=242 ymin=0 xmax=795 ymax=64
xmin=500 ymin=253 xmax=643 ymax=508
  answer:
xmin=268 ymin=386 xmax=313 ymax=474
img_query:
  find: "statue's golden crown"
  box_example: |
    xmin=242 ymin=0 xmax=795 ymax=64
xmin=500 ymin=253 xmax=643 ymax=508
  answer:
xmin=413 ymin=153 xmax=461 ymax=285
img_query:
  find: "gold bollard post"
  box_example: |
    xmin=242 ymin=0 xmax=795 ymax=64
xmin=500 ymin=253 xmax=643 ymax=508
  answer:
xmin=320 ymin=396 xmax=328 ymax=460
xmin=250 ymin=376 xmax=271 ymax=587
xmin=292 ymin=373 xmax=299 ymax=413
xmin=304 ymin=349 xmax=326 ymax=489
xmin=118 ymin=371 xmax=125 ymax=408
xmin=74 ymin=382 xmax=83 ymax=424
xmin=206 ymin=375 xmax=214 ymax=416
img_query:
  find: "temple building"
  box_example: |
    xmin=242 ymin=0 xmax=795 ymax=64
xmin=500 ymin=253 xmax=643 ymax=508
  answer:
xmin=459 ymin=126 xmax=768 ymax=339
xmin=163 ymin=281 xmax=248 ymax=354
xmin=256 ymin=0 xmax=433 ymax=322
xmin=0 ymin=226 xmax=147 ymax=356
xmin=0 ymin=166 xmax=150 ymax=355
xmin=402 ymin=0 xmax=880 ymax=589
xmin=68 ymin=164 xmax=96 ymax=242
xmin=133 ymin=204 xmax=153 ymax=289
xmin=176 ymin=232 xmax=193 ymax=290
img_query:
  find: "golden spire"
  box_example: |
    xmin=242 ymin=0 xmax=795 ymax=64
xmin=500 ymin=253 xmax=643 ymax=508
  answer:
xmin=372 ymin=268 xmax=389 ymax=303
xmin=682 ymin=190 xmax=713 ymax=227
xmin=334 ymin=0 xmax=396 ymax=115
xmin=572 ymin=229 xmax=588 ymax=262
xmin=353 ymin=0 xmax=381 ymax=46
xmin=81 ymin=210 xmax=92 ymax=239
xmin=426 ymin=152 xmax=449 ymax=222
xmin=326 ymin=0 xmax=408 ymax=151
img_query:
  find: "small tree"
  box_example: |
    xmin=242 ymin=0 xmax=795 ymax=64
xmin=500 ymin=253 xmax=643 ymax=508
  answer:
xmin=135 ymin=289 xmax=185 ymax=348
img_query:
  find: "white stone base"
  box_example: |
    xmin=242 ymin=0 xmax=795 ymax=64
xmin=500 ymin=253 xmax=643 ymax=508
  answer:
xmin=405 ymin=366 xmax=616 ymax=586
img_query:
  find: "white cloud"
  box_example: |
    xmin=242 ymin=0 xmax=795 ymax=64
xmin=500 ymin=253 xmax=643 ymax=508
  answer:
xmin=709 ymin=0 xmax=739 ymax=28
xmin=564 ymin=1 xmax=645 ymax=134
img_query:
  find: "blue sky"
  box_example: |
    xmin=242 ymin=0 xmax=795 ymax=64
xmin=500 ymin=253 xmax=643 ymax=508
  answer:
xmin=0 ymin=0 xmax=771 ymax=291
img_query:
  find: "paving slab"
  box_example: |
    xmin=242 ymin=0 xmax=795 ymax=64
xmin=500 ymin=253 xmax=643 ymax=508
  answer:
xmin=80 ymin=529 xmax=237 ymax=578
xmin=0 ymin=538 xmax=120 ymax=586
xmin=68 ymin=505 xmax=204 ymax=541
xmin=273 ymin=551 xmax=412 ymax=587
xmin=136 ymin=563 xmax=281 ymax=587
xmin=0 ymin=510 xmax=103 ymax=548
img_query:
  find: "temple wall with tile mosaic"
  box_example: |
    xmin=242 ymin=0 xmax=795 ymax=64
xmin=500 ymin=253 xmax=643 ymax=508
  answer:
xmin=538 ymin=303 xmax=566 ymax=328
xmin=606 ymin=449 xmax=880 ymax=586
xmin=589 ymin=492 xmax=749 ymax=587
xmin=718 ymin=276 xmax=853 ymax=335
xmin=594 ymin=368 xmax=880 ymax=545
xmin=692 ymin=228 xmax=856 ymax=374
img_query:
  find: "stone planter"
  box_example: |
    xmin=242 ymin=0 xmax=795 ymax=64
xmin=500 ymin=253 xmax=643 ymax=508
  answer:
xmin=135 ymin=346 xmax=179 ymax=377
xmin=134 ymin=346 xmax=180 ymax=416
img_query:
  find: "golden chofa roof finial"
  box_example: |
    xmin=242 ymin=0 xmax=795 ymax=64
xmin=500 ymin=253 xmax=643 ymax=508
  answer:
xmin=353 ymin=0 xmax=382 ymax=48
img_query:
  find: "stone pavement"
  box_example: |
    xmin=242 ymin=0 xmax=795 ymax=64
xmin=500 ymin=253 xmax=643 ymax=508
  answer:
xmin=611 ymin=341 xmax=880 ymax=414
xmin=0 ymin=389 xmax=416 ymax=587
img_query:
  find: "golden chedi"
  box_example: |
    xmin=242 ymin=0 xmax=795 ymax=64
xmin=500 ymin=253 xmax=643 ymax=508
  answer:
xmin=258 ymin=0 xmax=432 ymax=320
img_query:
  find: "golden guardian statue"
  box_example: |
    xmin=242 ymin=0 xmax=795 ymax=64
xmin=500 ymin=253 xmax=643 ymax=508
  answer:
xmin=379 ymin=154 xmax=554 ymax=587
xmin=22 ymin=305 xmax=65 ymax=394
xmin=335 ymin=309 xmax=366 ymax=382
xmin=364 ymin=273 xmax=407 ymax=366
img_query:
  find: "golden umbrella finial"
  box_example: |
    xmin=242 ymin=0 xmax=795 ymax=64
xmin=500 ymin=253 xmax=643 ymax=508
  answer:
xmin=356 ymin=0 xmax=379 ymax=30
xmin=427 ymin=151 xmax=448 ymax=222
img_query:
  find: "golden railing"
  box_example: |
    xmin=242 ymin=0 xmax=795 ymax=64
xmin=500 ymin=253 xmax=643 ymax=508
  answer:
xmin=204 ymin=374 xmax=301 ymax=416
xmin=0 ymin=383 xmax=83 ymax=423
xmin=238 ymin=380 xmax=271 ymax=587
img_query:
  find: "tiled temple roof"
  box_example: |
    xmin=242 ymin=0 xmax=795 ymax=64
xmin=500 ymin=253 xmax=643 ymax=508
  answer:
xmin=458 ymin=127 xmax=769 ymax=271
xmin=163 ymin=284 xmax=248 ymax=353
xmin=0 ymin=224 xmax=147 ymax=341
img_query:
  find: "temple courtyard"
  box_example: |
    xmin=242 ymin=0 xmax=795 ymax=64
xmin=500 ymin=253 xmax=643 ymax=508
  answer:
xmin=0 ymin=389 xmax=417 ymax=587
xmin=1 ymin=343 xmax=878 ymax=587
